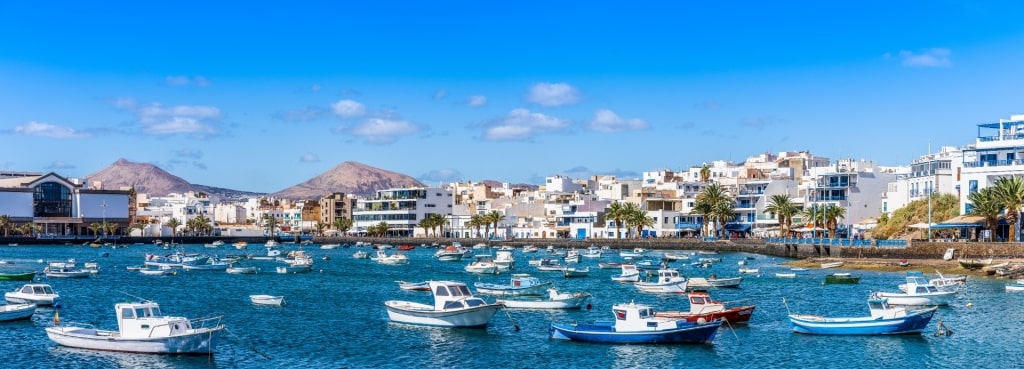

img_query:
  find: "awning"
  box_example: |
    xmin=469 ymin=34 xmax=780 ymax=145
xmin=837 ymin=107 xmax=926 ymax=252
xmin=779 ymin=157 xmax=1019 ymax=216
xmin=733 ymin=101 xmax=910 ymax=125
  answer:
xmin=724 ymin=224 xmax=751 ymax=232
xmin=932 ymin=215 xmax=985 ymax=229
xmin=908 ymin=222 xmax=937 ymax=229
xmin=675 ymin=223 xmax=701 ymax=230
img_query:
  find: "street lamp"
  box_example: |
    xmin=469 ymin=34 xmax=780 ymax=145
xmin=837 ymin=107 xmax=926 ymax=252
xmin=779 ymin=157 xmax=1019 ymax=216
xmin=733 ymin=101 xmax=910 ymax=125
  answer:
xmin=101 ymin=201 xmax=107 ymax=239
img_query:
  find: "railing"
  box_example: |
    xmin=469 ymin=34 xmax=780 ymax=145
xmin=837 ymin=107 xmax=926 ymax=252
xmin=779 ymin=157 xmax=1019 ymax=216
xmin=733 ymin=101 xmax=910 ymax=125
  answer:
xmin=764 ymin=238 xmax=904 ymax=248
xmin=963 ymin=159 xmax=1024 ymax=168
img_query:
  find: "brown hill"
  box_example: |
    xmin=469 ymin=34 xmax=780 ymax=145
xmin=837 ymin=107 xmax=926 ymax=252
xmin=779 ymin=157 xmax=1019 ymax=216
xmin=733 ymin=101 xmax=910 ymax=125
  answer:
xmin=269 ymin=161 xmax=426 ymax=200
xmin=85 ymin=158 xmax=195 ymax=195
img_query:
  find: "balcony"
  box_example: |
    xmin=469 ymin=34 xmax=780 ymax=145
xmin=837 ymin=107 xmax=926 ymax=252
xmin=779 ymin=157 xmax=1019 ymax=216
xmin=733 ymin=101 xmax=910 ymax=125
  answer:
xmin=963 ymin=159 xmax=1024 ymax=169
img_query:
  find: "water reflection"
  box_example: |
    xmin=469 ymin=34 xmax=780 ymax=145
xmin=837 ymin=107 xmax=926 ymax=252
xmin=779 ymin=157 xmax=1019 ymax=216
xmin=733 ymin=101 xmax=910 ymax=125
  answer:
xmin=48 ymin=345 xmax=217 ymax=368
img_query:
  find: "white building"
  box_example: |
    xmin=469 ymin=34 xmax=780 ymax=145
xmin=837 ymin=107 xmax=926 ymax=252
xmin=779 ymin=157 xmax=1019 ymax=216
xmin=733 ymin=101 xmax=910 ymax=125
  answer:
xmin=352 ymin=187 xmax=452 ymax=237
xmin=0 ymin=172 xmax=130 ymax=238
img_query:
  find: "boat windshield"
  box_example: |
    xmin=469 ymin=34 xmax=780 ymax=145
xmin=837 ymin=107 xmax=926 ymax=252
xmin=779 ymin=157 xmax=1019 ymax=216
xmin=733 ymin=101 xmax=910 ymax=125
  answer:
xmin=465 ymin=298 xmax=486 ymax=307
xmin=455 ymin=285 xmax=472 ymax=296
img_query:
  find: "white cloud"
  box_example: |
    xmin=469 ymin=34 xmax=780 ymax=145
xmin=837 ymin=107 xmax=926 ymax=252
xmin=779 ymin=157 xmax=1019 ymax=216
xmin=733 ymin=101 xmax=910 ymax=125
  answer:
xmin=46 ymin=160 xmax=76 ymax=169
xmin=310 ymin=84 xmax=322 ymax=92
xmin=331 ymin=99 xmax=366 ymax=119
xmin=897 ymin=48 xmax=952 ymax=67
xmin=109 ymin=97 xmax=136 ymax=109
xmin=272 ymin=107 xmax=329 ymax=122
xmin=136 ymin=103 xmax=221 ymax=137
xmin=527 ymin=82 xmax=581 ymax=107
xmin=419 ymin=168 xmax=462 ymax=182
xmin=433 ymin=89 xmax=447 ymax=100
xmin=484 ymin=108 xmax=571 ymax=141
xmin=345 ymin=118 xmax=421 ymax=144
xmin=466 ymin=95 xmax=487 ymax=107
xmin=173 ymin=148 xmax=203 ymax=159
xmin=300 ymin=152 xmax=320 ymax=163
xmin=588 ymin=109 xmax=649 ymax=132
xmin=165 ymin=75 xmax=211 ymax=87
xmin=13 ymin=121 xmax=90 ymax=138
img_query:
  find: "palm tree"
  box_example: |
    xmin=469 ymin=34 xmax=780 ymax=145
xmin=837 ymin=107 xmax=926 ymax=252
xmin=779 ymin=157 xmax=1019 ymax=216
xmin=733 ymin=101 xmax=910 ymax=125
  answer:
xmin=711 ymin=198 xmax=735 ymax=238
xmin=823 ymin=204 xmax=847 ymax=239
xmin=968 ymin=187 xmax=1003 ymax=240
xmin=314 ymin=221 xmax=327 ymax=236
xmin=418 ymin=218 xmax=434 ymax=237
xmin=605 ymin=202 xmax=627 ymax=239
xmin=802 ymin=204 xmax=826 ymax=238
xmin=130 ymin=222 xmax=147 ymax=236
xmin=88 ymin=222 xmax=104 ymax=237
xmin=619 ymin=202 xmax=644 ymax=238
xmin=426 ymin=214 xmax=447 ymax=237
xmin=993 ymin=176 xmax=1024 ymax=242
xmin=626 ymin=208 xmax=655 ymax=239
xmin=485 ymin=210 xmax=505 ymax=240
xmin=0 ymin=214 xmax=9 ymax=237
xmin=333 ymin=218 xmax=353 ymax=235
xmin=699 ymin=164 xmax=711 ymax=183
xmin=764 ymin=194 xmax=794 ymax=236
xmin=17 ymin=223 xmax=37 ymax=237
xmin=164 ymin=218 xmax=182 ymax=237
xmin=695 ymin=183 xmax=731 ymax=237
xmin=469 ymin=214 xmax=486 ymax=238
xmin=262 ymin=214 xmax=279 ymax=238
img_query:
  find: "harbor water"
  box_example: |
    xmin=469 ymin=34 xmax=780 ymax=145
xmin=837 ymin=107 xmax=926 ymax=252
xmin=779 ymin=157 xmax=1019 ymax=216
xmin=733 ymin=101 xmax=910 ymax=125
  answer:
xmin=0 ymin=243 xmax=1021 ymax=368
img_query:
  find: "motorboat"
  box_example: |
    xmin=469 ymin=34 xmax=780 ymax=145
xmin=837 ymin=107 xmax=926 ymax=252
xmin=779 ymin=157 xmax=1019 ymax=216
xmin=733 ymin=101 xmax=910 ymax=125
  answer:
xmin=662 ymin=252 xmax=689 ymax=261
xmin=276 ymin=261 xmax=313 ymax=274
xmin=352 ymin=250 xmax=370 ymax=259
xmin=320 ymin=244 xmax=341 ymax=250
xmin=619 ymin=248 xmax=646 ymax=258
xmin=474 ymin=274 xmax=551 ymax=296
xmin=397 ymin=281 xmax=431 ymax=291
xmin=563 ymin=249 xmax=581 ymax=264
xmin=225 ymin=266 xmax=259 ymax=274
xmin=654 ymin=290 xmax=756 ymax=324
xmin=5 ymin=284 xmax=60 ymax=306
xmin=384 ymin=281 xmax=502 ymax=328
xmin=0 ymin=272 xmax=35 ymax=281
xmin=737 ymin=268 xmax=759 ymax=274
xmin=877 ymin=272 xmax=956 ymax=306
xmin=535 ymin=258 xmax=566 ymax=272
xmin=0 ymin=303 xmax=36 ymax=322
xmin=182 ymin=258 xmax=231 ymax=271
xmin=825 ymin=273 xmax=860 ymax=284
xmin=250 ymin=295 xmax=285 ymax=306
xmin=464 ymin=255 xmax=500 ymax=274
xmin=1006 ymin=280 xmax=1024 ymax=292
xmin=549 ymin=301 xmax=722 ymax=344
xmin=434 ymin=245 xmax=465 ymax=262
xmin=687 ymin=275 xmax=743 ymax=289
xmin=611 ymin=264 xmax=640 ymax=282
xmin=522 ymin=245 xmax=539 ymax=253
xmin=204 ymin=240 xmax=225 ymax=248
xmin=776 ymin=273 xmax=797 ymax=278
xmin=634 ymin=269 xmax=688 ymax=293
xmin=371 ymin=250 xmax=409 ymax=265
xmin=787 ymin=294 xmax=937 ymax=335
xmin=233 ymin=241 xmax=248 ymax=250
xmin=493 ymin=251 xmax=515 ymax=271
xmin=581 ymin=246 xmax=603 ymax=259
xmin=45 ymin=300 xmax=224 ymax=354
xmin=139 ymin=268 xmax=175 ymax=276
xmin=497 ymin=288 xmax=591 ymax=309
xmin=265 ymin=240 xmax=280 ymax=248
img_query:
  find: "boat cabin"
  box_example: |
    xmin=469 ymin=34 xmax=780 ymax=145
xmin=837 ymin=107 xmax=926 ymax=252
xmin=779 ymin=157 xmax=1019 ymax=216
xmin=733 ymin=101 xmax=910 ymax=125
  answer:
xmin=611 ymin=302 xmax=680 ymax=332
xmin=429 ymin=281 xmax=490 ymax=310
xmin=652 ymin=269 xmax=684 ymax=284
xmin=115 ymin=301 xmax=193 ymax=338
xmin=688 ymin=291 xmax=725 ymax=314
xmin=904 ymin=272 xmax=941 ymax=295
xmin=867 ymin=294 xmax=907 ymax=319
xmin=17 ymin=284 xmax=58 ymax=297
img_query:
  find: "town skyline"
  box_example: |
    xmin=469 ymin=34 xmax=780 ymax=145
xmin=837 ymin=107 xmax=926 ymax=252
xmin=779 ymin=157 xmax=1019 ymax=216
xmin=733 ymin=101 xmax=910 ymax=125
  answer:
xmin=3 ymin=1 xmax=1023 ymax=193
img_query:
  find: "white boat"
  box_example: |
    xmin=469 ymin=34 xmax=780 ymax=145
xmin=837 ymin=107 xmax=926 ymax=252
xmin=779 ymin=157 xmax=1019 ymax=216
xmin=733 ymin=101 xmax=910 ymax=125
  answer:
xmin=139 ymin=268 xmax=174 ymax=276
xmin=612 ymin=264 xmax=640 ymax=282
xmin=619 ymin=248 xmax=646 ymax=258
xmin=821 ymin=261 xmax=844 ymax=269
xmin=1007 ymin=280 xmax=1024 ymax=292
xmin=384 ymin=281 xmax=502 ymax=328
xmin=265 ymin=240 xmax=280 ymax=248
xmin=582 ymin=246 xmax=603 ymax=259
xmin=662 ymin=252 xmax=689 ymax=261
xmin=898 ymin=271 xmax=966 ymax=293
xmin=434 ymin=245 xmax=465 ymax=261
xmin=522 ymin=245 xmax=539 ymax=253
xmin=475 ymin=274 xmax=551 ymax=296
xmin=182 ymin=259 xmax=231 ymax=271
xmin=44 ymin=267 xmax=91 ymax=279
xmin=497 ymin=288 xmax=591 ymax=309
xmin=776 ymin=273 xmax=797 ymax=278
xmin=352 ymin=250 xmax=370 ymax=259
xmin=878 ymin=272 xmax=957 ymax=306
xmin=465 ymin=255 xmax=500 ymax=274
xmin=226 ymin=266 xmax=259 ymax=274
xmin=943 ymin=248 xmax=955 ymax=261
xmin=204 ymin=240 xmax=225 ymax=248
xmin=250 ymin=295 xmax=285 ymax=306
xmin=563 ymin=266 xmax=590 ymax=278
xmin=45 ymin=300 xmax=224 ymax=354
xmin=320 ymin=243 xmax=341 ymax=250
xmin=687 ymin=276 xmax=743 ymax=288
xmin=493 ymin=251 xmax=515 ymax=271
xmin=635 ymin=269 xmax=688 ymax=293
xmin=738 ymin=268 xmax=759 ymax=274
xmin=0 ymin=303 xmax=36 ymax=321
xmin=233 ymin=241 xmax=248 ymax=250
xmin=397 ymin=281 xmax=430 ymax=291
xmin=535 ymin=258 xmax=567 ymax=272
xmin=564 ymin=249 xmax=581 ymax=264
xmin=5 ymin=284 xmax=60 ymax=306
xmin=371 ymin=250 xmax=409 ymax=265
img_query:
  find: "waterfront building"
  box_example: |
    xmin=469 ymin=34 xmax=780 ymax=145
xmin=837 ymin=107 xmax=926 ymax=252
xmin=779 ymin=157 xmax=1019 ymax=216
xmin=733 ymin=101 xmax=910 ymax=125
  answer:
xmin=0 ymin=172 xmax=130 ymax=238
xmin=960 ymin=115 xmax=1024 ymax=213
xmin=881 ymin=146 xmax=961 ymax=217
xmin=319 ymin=192 xmax=356 ymax=234
xmin=352 ymin=187 xmax=452 ymax=237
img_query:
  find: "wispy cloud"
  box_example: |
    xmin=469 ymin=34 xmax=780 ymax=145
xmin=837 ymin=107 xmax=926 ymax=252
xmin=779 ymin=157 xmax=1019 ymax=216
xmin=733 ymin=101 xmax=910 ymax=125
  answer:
xmin=588 ymin=109 xmax=649 ymax=132
xmin=419 ymin=168 xmax=462 ymax=182
xmin=12 ymin=121 xmax=91 ymax=138
xmin=482 ymin=109 xmax=571 ymax=141
xmin=331 ymin=99 xmax=366 ymax=119
xmin=679 ymin=122 xmax=696 ymax=129
xmin=466 ymin=95 xmax=487 ymax=107
xmin=300 ymin=152 xmax=320 ymax=163
xmin=310 ymin=84 xmax=322 ymax=92
xmin=433 ymin=89 xmax=447 ymax=100
xmin=272 ymin=106 xmax=330 ymax=122
xmin=739 ymin=116 xmax=781 ymax=129
xmin=527 ymin=82 xmax=581 ymax=107
xmin=136 ymin=103 xmax=222 ymax=137
xmin=172 ymin=148 xmax=203 ymax=159
xmin=695 ymin=100 xmax=721 ymax=110
xmin=335 ymin=117 xmax=421 ymax=144
xmin=888 ymin=48 xmax=952 ymax=67
xmin=46 ymin=160 xmax=76 ymax=170
xmin=165 ymin=75 xmax=210 ymax=87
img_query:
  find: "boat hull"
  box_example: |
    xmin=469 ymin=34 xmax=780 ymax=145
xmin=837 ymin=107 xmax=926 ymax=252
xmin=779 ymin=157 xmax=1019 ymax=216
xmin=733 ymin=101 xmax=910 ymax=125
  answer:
xmin=498 ymin=294 xmax=591 ymax=309
xmin=788 ymin=307 xmax=936 ymax=335
xmin=548 ymin=320 xmax=721 ymax=344
xmin=0 ymin=303 xmax=36 ymax=321
xmin=825 ymin=275 xmax=860 ymax=284
xmin=875 ymin=291 xmax=955 ymax=306
xmin=0 ymin=272 xmax=35 ymax=281
xmin=250 ymin=295 xmax=285 ymax=306
xmin=634 ymin=281 xmax=688 ymax=293
xmin=45 ymin=326 xmax=223 ymax=354
xmin=687 ymin=277 xmax=742 ymax=289
xmin=475 ymin=282 xmax=552 ymax=296
xmin=655 ymin=305 xmax=756 ymax=324
xmin=384 ymin=301 xmax=500 ymax=328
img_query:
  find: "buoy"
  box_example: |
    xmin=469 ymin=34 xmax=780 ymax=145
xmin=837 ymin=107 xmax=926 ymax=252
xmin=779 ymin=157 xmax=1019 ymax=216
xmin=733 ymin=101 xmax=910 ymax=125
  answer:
xmin=586 ymin=303 xmax=592 ymax=310
xmin=966 ymin=302 xmax=973 ymax=308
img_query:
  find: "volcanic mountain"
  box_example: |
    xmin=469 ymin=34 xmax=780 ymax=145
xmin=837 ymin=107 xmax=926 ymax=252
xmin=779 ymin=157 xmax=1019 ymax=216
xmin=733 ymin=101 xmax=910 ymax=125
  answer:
xmin=269 ymin=161 xmax=425 ymax=200
xmin=85 ymin=158 xmax=264 ymax=200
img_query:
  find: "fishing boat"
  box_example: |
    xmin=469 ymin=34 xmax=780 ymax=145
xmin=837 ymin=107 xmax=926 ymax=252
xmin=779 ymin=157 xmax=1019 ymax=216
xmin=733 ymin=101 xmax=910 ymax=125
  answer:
xmin=434 ymin=245 xmax=465 ymax=261
xmin=0 ymin=272 xmax=35 ymax=281
xmin=225 ymin=266 xmax=259 ymax=275
xmin=45 ymin=299 xmax=224 ymax=354
xmin=654 ymin=290 xmax=756 ymax=324
xmin=464 ymin=254 xmax=500 ymax=274
xmin=958 ymin=257 xmax=993 ymax=270
xmin=249 ymin=295 xmax=285 ymax=306
xmin=898 ymin=271 xmax=965 ymax=293
xmin=738 ymin=268 xmax=759 ymax=274
xmin=776 ymin=273 xmax=797 ymax=278
xmin=877 ymin=272 xmax=956 ymax=306
xmin=233 ymin=241 xmax=248 ymax=250
xmin=563 ymin=266 xmax=590 ymax=278
xmin=5 ymin=283 xmax=60 ymax=306
xmin=352 ymin=250 xmax=370 ymax=259
xmin=44 ymin=267 xmax=91 ymax=279
xmin=139 ymin=268 xmax=174 ymax=276
xmin=549 ymin=301 xmax=722 ymax=344
xmin=787 ymin=294 xmax=937 ymax=335
xmin=396 ymin=281 xmax=431 ymax=292
xmin=0 ymin=303 xmax=36 ymax=322
xmin=497 ymin=288 xmax=591 ymax=309
xmin=320 ymin=243 xmax=341 ymax=250
xmin=1007 ymin=280 xmax=1024 ymax=292
xmin=611 ymin=264 xmax=640 ymax=282
xmin=820 ymin=261 xmax=844 ymax=269
xmin=825 ymin=273 xmax=861 ymax=284
xmin=384 ymin=281 xmax=502 ymax=328
xmin=634 ymin=269 xmax=688 ymax=293
xmin=371 ymin=250 xmax=409 ymax=265
xmin=474 ymin=274 xmax=551 ymax=296
xmin=687 ymin=275 xmax=743 ymax=289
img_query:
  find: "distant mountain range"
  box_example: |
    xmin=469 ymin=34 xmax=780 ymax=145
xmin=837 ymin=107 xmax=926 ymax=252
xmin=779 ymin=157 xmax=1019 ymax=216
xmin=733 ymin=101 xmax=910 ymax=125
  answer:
xmin=84 ymin=159 xmax=427 ymax=201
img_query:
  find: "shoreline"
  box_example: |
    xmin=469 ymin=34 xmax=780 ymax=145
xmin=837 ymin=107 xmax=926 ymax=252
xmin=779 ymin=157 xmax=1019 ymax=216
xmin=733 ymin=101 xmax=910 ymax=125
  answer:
xmin=783 ymin=257 xmax=1018 ymax=278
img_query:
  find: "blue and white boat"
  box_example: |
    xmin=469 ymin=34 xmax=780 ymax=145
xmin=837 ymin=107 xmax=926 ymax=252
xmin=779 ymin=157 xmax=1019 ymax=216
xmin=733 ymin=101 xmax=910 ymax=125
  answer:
xmin=384 ymin=281 xmax=502 ymax=328
xmin=474 ymin=274 xmax=551 ymax=296
xmin=787 ymin=294 xmax=937 ymax=335
xmin=549 ymin=301 xmax=721 ymax=344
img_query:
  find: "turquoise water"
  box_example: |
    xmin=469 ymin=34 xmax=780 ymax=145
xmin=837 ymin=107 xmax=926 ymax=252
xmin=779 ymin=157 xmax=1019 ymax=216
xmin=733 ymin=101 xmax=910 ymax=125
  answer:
xmin=0 ymin=243 xmax=1019 ymax=368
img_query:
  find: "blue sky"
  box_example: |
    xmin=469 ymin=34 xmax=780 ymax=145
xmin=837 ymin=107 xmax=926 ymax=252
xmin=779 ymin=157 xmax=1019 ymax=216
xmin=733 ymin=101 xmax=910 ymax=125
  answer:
xmin=2 ymin=1 xmax=1024 ymax=193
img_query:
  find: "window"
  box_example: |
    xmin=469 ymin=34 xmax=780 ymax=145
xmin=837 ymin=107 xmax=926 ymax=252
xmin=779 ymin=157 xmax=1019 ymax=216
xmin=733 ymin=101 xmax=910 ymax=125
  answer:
xmin=122 ymin=308 xmax=135 ymax=319
xmin=33 ymin=182 xmax=72 ymax=217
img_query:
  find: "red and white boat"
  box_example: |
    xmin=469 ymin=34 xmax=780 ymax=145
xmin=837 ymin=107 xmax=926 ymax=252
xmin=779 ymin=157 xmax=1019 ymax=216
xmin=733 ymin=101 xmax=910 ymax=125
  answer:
xmin=653 ymin=290 xmax=756 ymax=324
